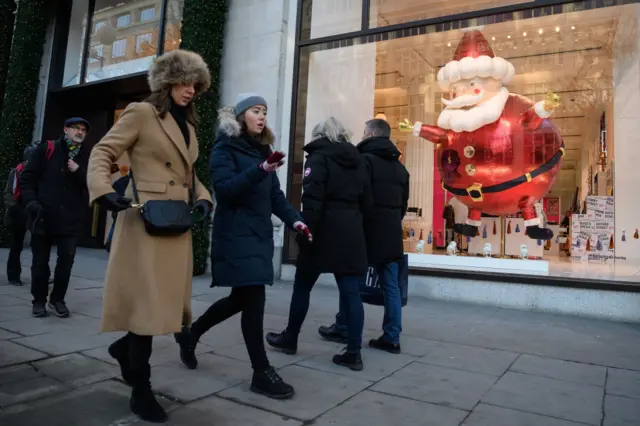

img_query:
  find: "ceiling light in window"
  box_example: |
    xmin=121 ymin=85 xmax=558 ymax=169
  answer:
xmin=523 ymin=31 xmax=527 ymax=36
xmin=538 ymin=28 xmax=544 ymax=34
xmin=555 ymin=26 xmax=560 ymax=32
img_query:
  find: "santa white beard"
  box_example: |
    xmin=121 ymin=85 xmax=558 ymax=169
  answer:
xmin=438 ymin=87 xmax=510 ymax=132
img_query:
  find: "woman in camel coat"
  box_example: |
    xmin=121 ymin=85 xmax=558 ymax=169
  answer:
xmin=86 ymin=49 xmax=212 ymax=423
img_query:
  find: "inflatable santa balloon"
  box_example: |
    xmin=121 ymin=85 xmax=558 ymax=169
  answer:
xmin=400 ymin=29 xmax=564 ymax=240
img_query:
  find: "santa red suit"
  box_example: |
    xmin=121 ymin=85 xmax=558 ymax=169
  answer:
xmin=409 ymin=30 xmax=563 ymax=240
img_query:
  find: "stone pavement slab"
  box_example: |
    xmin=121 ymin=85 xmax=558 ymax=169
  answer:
xmin=216 ymin=339 xmax=330 ymax=369
xmin=13 ymin=328 xmax=118 ymax=355
xmin=510 ymin=354 xmax=607 ymax=387
xmin=0 ymin=313 xmax=101 ymax=337
xmin=313 ymin=390 xmax=467 ymax=426
xmin=482 ymin=371 xmax=603 ymax=425
xmin=218 ymin=364 xmax=372 ymax=421
xmin=164 ymin=396 xmax=302 ymax=425
xmin=297 ymin=347 xmax=415 ymax=382
xmin=0 ymin=374 xmax=68 ymax=407
xmin=372 ymin=361 xmax=498 ymax=410
xmin=0 ymin=295 xmax=28 ymax=308
xmin=417 ymin=341 xmax=519 ymax=376
xmin=32 ymin=354 xmax=117 ymax=387
xmin=151 ymin=354 xmax=250 ymax=402
xmin=603 ymin=394 xmax=640 ymax=426
xmin=0 ymin=341 xmax=47 ymax=367
xmin=606 ymin=368 xmax=640 ymax=399
xmin=0 ymin=328 xmax=19 ymax=340
xmin=461 ymin=404 xmax=586 ymax=426
xmin=0 ymin=380 xmax=175 ymax=426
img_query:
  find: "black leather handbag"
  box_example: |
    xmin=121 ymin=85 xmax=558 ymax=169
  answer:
xmin=130 ymin=171 xmax=196 ymax=237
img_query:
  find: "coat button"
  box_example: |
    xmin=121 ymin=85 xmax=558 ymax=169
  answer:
xmin=464 ymin=146 xmax=475 ymax=158
xmin=169 ymin=180 xmax=175 ymax=186
xmin=166 ymin=162 xmax=172 ymax=168
xmin=183 ymin=183 xmax=188 ymax=188
xmin=465 ymin=164 xmax=476 ymax=176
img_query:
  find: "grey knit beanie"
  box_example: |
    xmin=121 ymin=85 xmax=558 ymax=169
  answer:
xmin=234 ymin=93 xmax=267 ymax=116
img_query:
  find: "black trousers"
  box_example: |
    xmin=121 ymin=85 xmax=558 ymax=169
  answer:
xmin=112 ymin=332 xmax=153 ymax=385
xmin=6 ymin=207 xmax=27 ymax=281
xmin=191 ymin=285 xmax=269 ymax=370
xmin=30 ymin=234 xmax=77 ymax=304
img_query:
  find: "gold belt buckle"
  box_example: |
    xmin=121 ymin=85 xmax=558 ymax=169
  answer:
xmin=466 ymin=183 xmax=484 ymax=202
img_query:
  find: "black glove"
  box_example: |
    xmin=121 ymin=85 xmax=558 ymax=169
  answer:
xmin=192 ymin=199 xmax=212 ymax=222
xmin=99 ymin=193 xmax=132 ymax=212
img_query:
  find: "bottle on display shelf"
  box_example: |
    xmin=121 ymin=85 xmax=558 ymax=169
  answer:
xmin=419 ymin=229 xmax=423 ymax=240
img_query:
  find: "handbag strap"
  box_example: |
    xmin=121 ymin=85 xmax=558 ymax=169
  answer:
xmin=128 ymin=168 xmax=197 ymax=206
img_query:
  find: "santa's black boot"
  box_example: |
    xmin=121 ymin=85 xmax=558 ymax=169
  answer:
xmin=526 ymin=225 xmax=554 ymax=240
xmin=454 ymin=223 xmax=478 ymax=237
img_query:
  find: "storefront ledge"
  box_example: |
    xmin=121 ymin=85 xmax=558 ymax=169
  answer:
xmin=407 ymin=253 xmax=549 ymax=273
xmin=280 ymin=264 xmax=640 ymax=323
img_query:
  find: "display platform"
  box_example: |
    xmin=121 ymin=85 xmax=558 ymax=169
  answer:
xmin=408 ymin=252 xmax=549 ymax=273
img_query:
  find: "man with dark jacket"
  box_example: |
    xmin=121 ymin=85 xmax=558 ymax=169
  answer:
xmin=318 ymin=119 xmax=409 ymax=353
xmin=267 ymin=117 xmax=373 ymax=371
xmin=20 ymin=117 xmax=92 ymax=318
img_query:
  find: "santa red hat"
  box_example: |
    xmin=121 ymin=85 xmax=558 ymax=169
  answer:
xmin=437 ymin=29 xmax=515 ymax=92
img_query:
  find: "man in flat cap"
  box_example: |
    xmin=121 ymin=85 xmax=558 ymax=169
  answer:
xmin=20 ymin=117 xmax=92 ymax=318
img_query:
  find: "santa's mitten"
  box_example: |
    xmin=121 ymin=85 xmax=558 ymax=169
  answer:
xmin=525 ymin=225 xmax=554 ymax=241
xmin=454 ymin=223 xmax=478 ymax=238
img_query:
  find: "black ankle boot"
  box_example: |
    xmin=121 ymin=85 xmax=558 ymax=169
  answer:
xmin=108 ymin=337 xmax=133 ymax=385
xmin=333 ymin=350 xmax=363 ymax=371
xmin=130 ymin=367 xmax=168 ymax=423
xmin=265 ymin=330 xmax=297 ymax=355
xmin=369 ymin=336 xmax=401 ymax=354
xmin=174 ymin=326 xmax=198 ymax=369
xmin=318 ymin=324 xmax=348 ymax=344
xmin=251 ymin=367 xmax=295 ymax=400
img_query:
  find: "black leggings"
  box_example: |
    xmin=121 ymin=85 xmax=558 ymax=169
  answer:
xmin=190 ymin=285 xmax=269 ymax=370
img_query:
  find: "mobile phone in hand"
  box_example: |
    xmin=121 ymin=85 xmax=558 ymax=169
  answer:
xmin=267 ymin=151 xmax=286 ymax=164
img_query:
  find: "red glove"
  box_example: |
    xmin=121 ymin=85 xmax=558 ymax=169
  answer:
xmin=293 ymin=221 xmax=312 ymax=242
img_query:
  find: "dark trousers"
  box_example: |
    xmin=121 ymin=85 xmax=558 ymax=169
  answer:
xmin=6 ymin=208 xmax=27 ymax=281
xmin=30 ymin=234 xmax=77 ymax=304
xmin=287 ymin=268 xmax=364 ymax=352
xmin=191 ymin=285 xmax=269 ymax=370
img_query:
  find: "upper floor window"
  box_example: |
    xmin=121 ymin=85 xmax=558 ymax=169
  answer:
xmin=140 ymin=7 xmax=155 ymax=22
xmin=116 ymin=14 xmax=130 ymax=28
xmin=112 ymin=39 xmax=127 ymax=58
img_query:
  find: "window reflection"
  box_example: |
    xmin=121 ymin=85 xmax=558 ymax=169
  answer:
xmin=163 ymin=0 xmax=185 ymax=53
xmin=84 ymin=0 xmax=162 ymax=84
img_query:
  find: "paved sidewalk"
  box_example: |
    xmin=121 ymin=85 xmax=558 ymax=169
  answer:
xmin=1 ymin=248 xmax=640 ymax=425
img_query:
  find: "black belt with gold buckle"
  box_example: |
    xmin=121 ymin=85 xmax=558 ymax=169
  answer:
xmin=442 ymin=146 xmax=565 ymax=202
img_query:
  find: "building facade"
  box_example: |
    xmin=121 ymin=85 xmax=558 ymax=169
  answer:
xmin=32 ymin=0 xmax=640 ymax=319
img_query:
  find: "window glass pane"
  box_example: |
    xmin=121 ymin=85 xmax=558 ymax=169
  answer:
xmin=84 ymin=0 xmax=162 ymax=83
xmin=290 ymin=2 xmax=638 ymax=282
xmin=140 ymin=7 xmax=155 ymax=22
xmin=62 ymin=0 xmax=89 ymax=87
xmin=370 ymin=0 xmax=534 ymax=27
xmin=301 ymin=0 xmax=362 ymax=40
xmin=163 ymin=0 xmax=185 ymax=52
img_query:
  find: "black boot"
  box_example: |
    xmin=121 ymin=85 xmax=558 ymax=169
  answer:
xmin=454 ymin=223 xmax=478 ymax=237
xmin=265 ymin=330 xmax=297 ymax=355
xmin=318 ymin=324 xmax=348 ymax=344
xmin=369 ymin=336 xmax=401 ymax=354
xmin=333 ymin=350 xmax=363 ymax=371
xmin=526 ymin=225 xmax=554 ymax=240
xmin=108 ymin=336 xmax=133 ymax=385
xmin=251 ymin=367 xmax=295 ymax=400
xmin=174 ymin=326 xmax=198 ymax=369
xmin=130 ymin=366 xmax=168 ymax=423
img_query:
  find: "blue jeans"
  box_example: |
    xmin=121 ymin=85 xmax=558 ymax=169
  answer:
xmin=287 ymin=268 xmax=364 ymax=352
xmin=336 ymin=262 xmax=402 ymax=344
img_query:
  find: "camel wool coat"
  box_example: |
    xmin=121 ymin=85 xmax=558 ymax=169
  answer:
xmin=87 ymin=102 xmax=212 ymax=336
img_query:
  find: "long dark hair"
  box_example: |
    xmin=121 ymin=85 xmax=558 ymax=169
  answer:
xmin=145 ymin=88 xmax=199 ymax=125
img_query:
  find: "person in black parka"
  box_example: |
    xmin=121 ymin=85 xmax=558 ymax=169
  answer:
xmin=19 ymin=118 xmax=92 ymax=319
xmin=319 ymin=119 xmax=410 ymax=353
xmin=267 ymin=117 xmax=373 ymax=372
xmin=174 ymin=93 xmax=309 ymax=400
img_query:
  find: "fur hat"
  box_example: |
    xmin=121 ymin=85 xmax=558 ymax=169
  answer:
xmin=147 ymin=49 xmax=211 ymax=95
